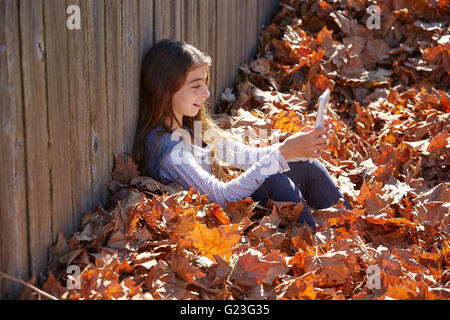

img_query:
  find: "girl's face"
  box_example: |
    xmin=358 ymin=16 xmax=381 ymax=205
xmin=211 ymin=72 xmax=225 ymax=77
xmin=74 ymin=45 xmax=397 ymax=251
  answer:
xmin=170 ymin=64 xmax=210 ymax=129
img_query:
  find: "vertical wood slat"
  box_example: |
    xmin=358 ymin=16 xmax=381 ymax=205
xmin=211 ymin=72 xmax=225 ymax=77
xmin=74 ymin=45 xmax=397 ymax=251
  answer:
xmin=122 ymin=0 xmax=140 ymax=154
xmin=139 ymin=0 xmax=153 ymax=62
xmin=66 ymin=0 xmax=92 ymax=230
xmin=105 ymin=0 xmax=124 ymax=178
xmin=0 ymin=0 xmax=29 ymax=299
xmin=86 ymin=0 xmax=109 ymax=209
xmin=136 ymin=0 xmax=153 ymax=176
xmin=203 ymin=0 xmax=216 ymax=112
xmin=172 ymin=0 xmax=183 ymax=41
xmin=154 ymin=0 xmax=183 ymax=41
xmin=182 ymin=0 xmax=196 ymax=45
xmin=216 ymin=0 xmax=231 ymax=104
xmin=236 ymin=0 xmax=245 ymax=74
xmin=229 ymin=0 xmax=238 ymax=85
xmin=43 ymin=0 xmax=73 ymax=241
xmin=19 ymin=0 xmax=52 ymax=277
xmin=196 ymin=0 xmax=205 ymax=53
xmin=153 ymin=0 xmax=167 ymax=40
xmin=247 ymin=0 xmax=258 ymax=60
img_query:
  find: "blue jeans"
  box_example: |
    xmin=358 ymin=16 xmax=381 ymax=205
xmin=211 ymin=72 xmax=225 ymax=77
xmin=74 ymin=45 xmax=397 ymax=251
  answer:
xmin=250 ymin=159 xmax=353 ymax=231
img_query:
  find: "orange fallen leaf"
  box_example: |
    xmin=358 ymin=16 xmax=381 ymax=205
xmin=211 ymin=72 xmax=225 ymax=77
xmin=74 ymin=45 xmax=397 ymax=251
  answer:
xmin=188 ymin=222 xmax=240 ymax=262
xmin=427 ymin=130 xmax=449 ymax=152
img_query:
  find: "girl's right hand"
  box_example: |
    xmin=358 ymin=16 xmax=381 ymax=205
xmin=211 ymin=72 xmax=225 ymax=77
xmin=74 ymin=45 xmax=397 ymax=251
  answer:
xmin=278 ymin=126 xmax=329 ymax=161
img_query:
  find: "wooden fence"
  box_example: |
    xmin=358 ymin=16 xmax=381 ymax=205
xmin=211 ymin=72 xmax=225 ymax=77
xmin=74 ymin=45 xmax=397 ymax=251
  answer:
xmin=0 ymin=0 xmax=280 ymax=298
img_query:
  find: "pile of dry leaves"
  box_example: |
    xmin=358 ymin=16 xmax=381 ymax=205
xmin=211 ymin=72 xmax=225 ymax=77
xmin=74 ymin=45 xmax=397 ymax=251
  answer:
xmin=36 ymin=0 xmax=448 ymax=300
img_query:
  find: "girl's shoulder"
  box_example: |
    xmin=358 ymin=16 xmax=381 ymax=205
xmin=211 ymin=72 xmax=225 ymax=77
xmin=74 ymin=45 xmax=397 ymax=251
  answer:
xmin=145 ymin=125 xmax=183 ymax=152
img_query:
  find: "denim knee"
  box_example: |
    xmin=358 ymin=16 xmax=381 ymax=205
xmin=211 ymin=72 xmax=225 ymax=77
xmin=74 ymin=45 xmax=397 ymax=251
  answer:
xmin=251 ymin=173 xmax=301 ymax=206
xmin=286 ymin=159 xmax=353 ymax=211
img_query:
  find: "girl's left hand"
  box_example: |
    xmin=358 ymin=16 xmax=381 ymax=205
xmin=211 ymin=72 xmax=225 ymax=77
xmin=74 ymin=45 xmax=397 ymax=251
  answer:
xmin=324 ymin=116 xmax=332 ymax=128
xmin=301 ymin=117 xmax=332 ymax=139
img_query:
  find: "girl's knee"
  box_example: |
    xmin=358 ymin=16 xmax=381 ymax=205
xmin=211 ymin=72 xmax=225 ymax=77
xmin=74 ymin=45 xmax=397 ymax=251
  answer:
xmin=302 ymin=158 xmax=330 ymax=180
xmin=264 ymin=173 xmax=295 ymax=189
xmin=310 ymin=158 xmax=327 ymax=172
xmin=288 ymin=159 xmax=326 ymax=178
xmin=261 ymin=173 xmax=301 ymax=203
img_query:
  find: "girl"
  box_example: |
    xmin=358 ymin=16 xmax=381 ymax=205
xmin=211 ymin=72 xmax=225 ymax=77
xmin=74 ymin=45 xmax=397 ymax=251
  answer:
xmin=132 ymin=39 xmax=352 ymax=231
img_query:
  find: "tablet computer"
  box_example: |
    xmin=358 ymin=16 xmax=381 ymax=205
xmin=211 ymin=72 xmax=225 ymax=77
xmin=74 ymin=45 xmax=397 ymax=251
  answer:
xmin=290 ymin=88 xmax=330 ymax=163
xmin=315 ymin=88 xmax=330 ymax=129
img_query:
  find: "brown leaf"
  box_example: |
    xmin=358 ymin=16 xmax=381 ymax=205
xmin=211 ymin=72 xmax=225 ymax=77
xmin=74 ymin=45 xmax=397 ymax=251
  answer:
xmin=274 ymin=277 xmax=317 ymax=300
xmin=111 ymin=153 xmax=139 ymax=185
xmin=207 ymin=203 xmax=231 ymax=225
xmin=427 ymin=130 xmax=449 ymax=152
xmin=42 ymin=273 xmax=68 ymax=299
xmin=306 ymin=251 xmax=352 ymax=287
xmin=188 ymin=222 xmax=240 ymax=262
xmin=225 ymin=198 xmax=258 ymax=224
xmin=229 ymin=249 xmax=288 ymax=286
xmin=267 ymin=200 xmax=305 ymax=226
xmin=363 ymin=38 xmax=390 ymax=66
xmin=168 ymin=253 xmax=206 ymax=284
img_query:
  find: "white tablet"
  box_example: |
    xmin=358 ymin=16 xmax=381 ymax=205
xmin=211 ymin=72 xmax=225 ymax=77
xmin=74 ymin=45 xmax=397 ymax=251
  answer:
xmin=289 ymin=88 xmax=330 ymax=163
xmin=315 ymin=88 xmax=330 ymax=129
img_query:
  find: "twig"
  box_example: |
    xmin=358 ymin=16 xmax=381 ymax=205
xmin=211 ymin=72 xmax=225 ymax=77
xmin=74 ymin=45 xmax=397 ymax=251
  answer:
xmin=254 ymin=203 xmax=271 ymax=212
xmin=0 ymin=271 xmax=58 ymax=300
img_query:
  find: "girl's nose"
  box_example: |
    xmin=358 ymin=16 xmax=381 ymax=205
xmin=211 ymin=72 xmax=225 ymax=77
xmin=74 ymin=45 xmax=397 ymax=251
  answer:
xmin=202 ymin=85 xmax=210 ymax=98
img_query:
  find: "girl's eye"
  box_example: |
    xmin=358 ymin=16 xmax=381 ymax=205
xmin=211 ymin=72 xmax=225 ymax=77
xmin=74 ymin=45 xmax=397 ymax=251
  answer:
xmin=193 ymin=85 xmax=201 ymax=89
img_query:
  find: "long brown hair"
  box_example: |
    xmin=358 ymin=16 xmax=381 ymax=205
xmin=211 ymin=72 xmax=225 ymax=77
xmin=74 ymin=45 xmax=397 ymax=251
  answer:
xmin=132 ymin=39 xmax=234 ymax=179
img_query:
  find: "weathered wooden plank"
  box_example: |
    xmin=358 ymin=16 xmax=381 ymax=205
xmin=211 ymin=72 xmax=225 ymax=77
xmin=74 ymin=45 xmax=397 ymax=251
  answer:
xmin=105 ymin=0 xmax=124 ymax=179
xmin=86 ymin=0 xmax=109 ymax=210
xmin=122 ymin=0 xmax=140 ymax=154
xmin=66 ymin=0 xmax=92 ymax=231
xmin=153 ymin=0 xmax=168 ymax=40
xmin=195 ymin=0 xmax=205 ymax=52
xmin=0 ymin=0 xmax=29 ymax=299
xmin=202 ymin=0 xmax=216 ymax=111
xmin=216 ymin=0 xmax=232 ymax=102
xmin=228 ymin=0 xmax=238 ymax=85
xmin=235 ymin=0 xmax=245 ymax=71
xmin=172 ymin=0 xmax=183 ymax=41
xmin=19 ymin=0 xmax=52 ymax=278
xmin=182 ymin=0 xmax=197 ymax=45
xmin=136 ymin=0 xmax=153 ymax=177
xmin=248 ymin=0 xmax=258 ymax=60
xmin=43 ymin=0 xmax=73 ymax=242
xmin=256 ymin=0 xmax=264 ymax=54
xmin=154 ymin=0 xmax=183 ymax=41
xmin=139 ymin=0 xmax=153 ymax=62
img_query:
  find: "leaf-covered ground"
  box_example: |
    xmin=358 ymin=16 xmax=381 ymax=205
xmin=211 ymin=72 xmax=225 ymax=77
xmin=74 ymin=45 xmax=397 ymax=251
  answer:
xmin=35 ymin=0 xmax=449 ymax=300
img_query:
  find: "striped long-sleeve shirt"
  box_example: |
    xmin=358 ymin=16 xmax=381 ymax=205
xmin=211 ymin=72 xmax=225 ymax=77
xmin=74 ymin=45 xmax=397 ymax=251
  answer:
xmin=144 ymin=125 xmax=290 ymax=208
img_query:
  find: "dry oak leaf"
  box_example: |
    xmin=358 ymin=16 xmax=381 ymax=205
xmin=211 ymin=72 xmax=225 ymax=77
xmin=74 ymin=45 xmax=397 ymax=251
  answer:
xmin=267 ymin=199 xmax=305 ymax=226
xmin=273 ymin=110 xmax=306 ymax=133
xmin=42 ymin=272 xmax=69 ymax=299
xmin=188 ymin=222 xmax=241 ymax=262
xmin=306 ymin=251 xmax=354 ymax=288
xmin=229 ymin=249 xmax=289 ymax=287
xmin=111 ymin=153 xmax=139 ymax=185
xmin=172 ymin=208 xmax=197 ymax=237
xmin=427 ymin=130 xmax=449 ymax=152
xmin=274 ymin=277 xmax=317 ymax=300
xmin=225 ymin=198 xmax=258 ymax=224
xmin=207 ymin=203 xmax=231 ymax=225
xmin=168 ymin=253 xmax=206 ymax=284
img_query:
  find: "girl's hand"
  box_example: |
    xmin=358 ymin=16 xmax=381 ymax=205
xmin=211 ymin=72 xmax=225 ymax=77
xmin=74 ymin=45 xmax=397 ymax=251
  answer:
xmin=278 ymin=125 xmax=329 ymax=161
xmin=323 ymin=116 xmax=332 ymax=128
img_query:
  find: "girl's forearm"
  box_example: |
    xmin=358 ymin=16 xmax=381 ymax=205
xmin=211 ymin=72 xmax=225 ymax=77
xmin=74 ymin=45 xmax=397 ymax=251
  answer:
xmin=278 ymin=142 xmax=294 ymax=162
